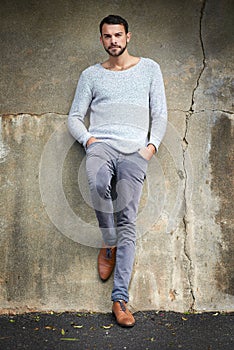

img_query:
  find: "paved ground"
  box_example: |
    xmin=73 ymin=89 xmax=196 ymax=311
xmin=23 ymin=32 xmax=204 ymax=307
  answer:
xmin=0 ymin=311 xmax=233 ymax=350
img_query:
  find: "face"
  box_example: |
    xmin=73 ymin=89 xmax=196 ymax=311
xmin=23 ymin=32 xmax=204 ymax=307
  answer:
xmin=100 ymin=24 xmax=131 ymax=57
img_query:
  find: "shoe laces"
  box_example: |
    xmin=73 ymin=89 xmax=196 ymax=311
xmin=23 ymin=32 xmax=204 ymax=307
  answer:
xmin=118 ymin=300 xmax=126 ymax=312
xmin=106 ymin=248 xmax=112 ymax=259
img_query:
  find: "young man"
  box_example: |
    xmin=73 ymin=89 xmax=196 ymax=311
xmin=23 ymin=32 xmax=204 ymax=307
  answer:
xmin=68 ymin=15 xmax=167 ymax=327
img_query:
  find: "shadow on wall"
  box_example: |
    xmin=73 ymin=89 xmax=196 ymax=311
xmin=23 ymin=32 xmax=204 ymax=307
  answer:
xmin=210 ymin=114 xmax=234 ymax=296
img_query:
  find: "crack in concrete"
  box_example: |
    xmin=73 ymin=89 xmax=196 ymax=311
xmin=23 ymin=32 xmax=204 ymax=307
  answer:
xmin=2 ymin=109 xmax=232 ymax=118
xmin=182 ymin=140 xmax=196 ymax=310
xmin=169 ymin=109 xmax=234 ymax=115
xmin=182 ymin=0 xmax=207 ymax=311
xmin=190 ymin=0 xmax=207 ymax=114
xmin=194 ymin=109 xmax=234 ymax=115
xmin=0 ymin=112 xmax=68 ymax=118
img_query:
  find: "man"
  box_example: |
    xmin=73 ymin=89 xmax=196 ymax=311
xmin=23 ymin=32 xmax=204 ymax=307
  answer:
xmin=68 ymin=14 xmax=167 ymax=327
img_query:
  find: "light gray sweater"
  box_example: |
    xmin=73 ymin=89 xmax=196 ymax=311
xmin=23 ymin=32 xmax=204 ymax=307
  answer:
xmin=68 ymin=57 xmax=167 ymax=153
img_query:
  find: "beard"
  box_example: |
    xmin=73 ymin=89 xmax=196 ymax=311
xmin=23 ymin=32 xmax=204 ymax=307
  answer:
xmin=104 ymin=42 xmax=127 ymax=57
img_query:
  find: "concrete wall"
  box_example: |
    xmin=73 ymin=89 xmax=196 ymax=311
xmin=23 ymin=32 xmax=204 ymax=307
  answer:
xmin=0 ymin=0 xmax=233 ymax=313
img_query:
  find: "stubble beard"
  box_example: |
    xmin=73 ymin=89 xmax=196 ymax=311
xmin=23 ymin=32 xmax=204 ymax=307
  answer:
xmin=104 ymin=42 xmax=127 ymax=57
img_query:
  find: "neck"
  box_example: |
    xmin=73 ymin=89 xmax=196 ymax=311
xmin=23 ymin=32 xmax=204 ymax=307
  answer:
xmin=108 ymin=51 xmax=132 ymax=69
xmin=102 ymin=50 xmax=140 ymax=71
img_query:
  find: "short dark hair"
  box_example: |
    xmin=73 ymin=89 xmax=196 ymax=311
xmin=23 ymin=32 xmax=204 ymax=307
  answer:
xmin=99 ymin=15 xmax=129 ymax=35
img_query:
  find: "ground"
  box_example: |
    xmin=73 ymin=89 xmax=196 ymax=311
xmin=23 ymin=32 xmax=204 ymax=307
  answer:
xmin=0 ymin=311 xmax=233 ymax=349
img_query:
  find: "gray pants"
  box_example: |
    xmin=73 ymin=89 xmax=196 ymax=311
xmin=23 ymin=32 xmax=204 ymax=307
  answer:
xmin=86 ymin=142 xmax=148 ymax=302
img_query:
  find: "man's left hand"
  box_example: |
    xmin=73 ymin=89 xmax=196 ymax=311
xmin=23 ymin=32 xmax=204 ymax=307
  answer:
xmin=147 ymin=143 xmax=156 ymax=155
xmin=138 ymin=145 xmax=156 ymax=161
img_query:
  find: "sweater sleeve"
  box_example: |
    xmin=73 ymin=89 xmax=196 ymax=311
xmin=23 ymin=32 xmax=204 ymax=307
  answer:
xmin=68 ymin=71 xmax=93 ymax=148
xmin=148 ymin=64 xmax=167 ymax=152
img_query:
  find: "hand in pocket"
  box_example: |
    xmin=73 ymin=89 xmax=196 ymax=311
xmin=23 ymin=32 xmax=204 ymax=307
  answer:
xmin=138 ymin=147 xmax=154 ymax=161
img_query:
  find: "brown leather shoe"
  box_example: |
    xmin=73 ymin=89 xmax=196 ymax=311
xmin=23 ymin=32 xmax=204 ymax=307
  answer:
xmin=98 ymin=247 xmax=116 ymax=281
xmin=112 ymin=300 xmax=135 ymax=327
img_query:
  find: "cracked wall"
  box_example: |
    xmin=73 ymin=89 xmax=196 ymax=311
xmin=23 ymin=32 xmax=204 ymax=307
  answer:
xmin=0 ymin=0 xmax=233 ymax=313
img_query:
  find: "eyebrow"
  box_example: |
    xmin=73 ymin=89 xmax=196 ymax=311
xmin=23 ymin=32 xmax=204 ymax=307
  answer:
xmin=103 ymin=31 xmax=124 ymax=36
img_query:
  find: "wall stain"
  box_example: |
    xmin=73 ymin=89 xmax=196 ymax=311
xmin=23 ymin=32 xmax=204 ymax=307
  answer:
xmin=210 ymin=114 xmax=234 ymax=295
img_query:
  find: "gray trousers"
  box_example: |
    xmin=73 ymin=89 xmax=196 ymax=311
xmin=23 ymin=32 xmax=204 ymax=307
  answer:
xmin=86 ymin=142 xmax=148 ymax=302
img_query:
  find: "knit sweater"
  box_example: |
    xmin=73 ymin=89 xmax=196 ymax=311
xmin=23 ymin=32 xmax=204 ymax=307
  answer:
xmin=68 ymin=57 xmax=167 ymax=153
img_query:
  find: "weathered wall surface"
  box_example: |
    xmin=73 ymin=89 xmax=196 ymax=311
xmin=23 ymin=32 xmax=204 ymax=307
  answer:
xmin=0 ymin=0 xmax=233 ymax=313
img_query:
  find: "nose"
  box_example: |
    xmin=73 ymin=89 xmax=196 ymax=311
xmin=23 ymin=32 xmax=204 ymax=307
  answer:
xmin=111 ymin=36 xmax=117 ymax=45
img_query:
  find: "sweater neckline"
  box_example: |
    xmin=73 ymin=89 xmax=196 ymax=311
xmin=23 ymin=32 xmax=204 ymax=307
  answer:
xmin=98 ymin=57 xmax=143 ymax=73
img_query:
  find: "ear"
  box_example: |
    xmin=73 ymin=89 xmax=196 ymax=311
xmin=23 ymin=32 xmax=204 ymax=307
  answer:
xmin=126 ymin=31 xmax=132 ymax=43
xmin=100 ymin=36 xmax=103 ymax=44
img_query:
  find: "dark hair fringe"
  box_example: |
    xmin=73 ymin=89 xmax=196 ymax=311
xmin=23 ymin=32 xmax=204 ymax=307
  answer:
xmin=99 ymin=15 xmax=129 ymax=35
